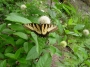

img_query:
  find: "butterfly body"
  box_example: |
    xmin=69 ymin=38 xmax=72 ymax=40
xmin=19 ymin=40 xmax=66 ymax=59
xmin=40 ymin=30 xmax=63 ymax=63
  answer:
xmin=24 ymin=23 xmax=58 ymax=37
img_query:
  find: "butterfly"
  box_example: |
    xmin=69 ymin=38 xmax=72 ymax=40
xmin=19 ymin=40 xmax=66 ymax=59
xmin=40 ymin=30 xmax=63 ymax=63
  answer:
xmin=24 ymin=23 xmax=58 ymax=37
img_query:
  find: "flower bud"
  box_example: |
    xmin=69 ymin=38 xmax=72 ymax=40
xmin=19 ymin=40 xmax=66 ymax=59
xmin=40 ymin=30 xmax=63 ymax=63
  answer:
xmin=41 ymin=10 xmax=45 ymax=12
xmin=83 ymin=29 xmax=89 ymax=36
xmin=60 ymin=41 xmax=67 ymax=47
xmin=38 ymin=16 xmax=51 ymax=24
xmin=8 ymin=23 xmax=11 ymax=26
xmin=20 ymin=4 xmax=27 ymax=10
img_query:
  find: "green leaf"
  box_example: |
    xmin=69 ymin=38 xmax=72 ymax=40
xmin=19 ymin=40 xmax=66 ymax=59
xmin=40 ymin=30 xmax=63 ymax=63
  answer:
xmin=62 ymin=3 xmax=76 ymax=15
xmin=31 ymin=32 xmax=39 ymax=53
xmin=53 ymin=5 xmax=62 ymax=15
xmin=2 ymin=28 xmax=13 ymax=34
xmin=15 ymin=48 xmax=21 ymax=59
xmin=56 ymin=19 xmax=64 ymax=34
xmin=0 ymin=53 xmax=4 ymax=59
xmin=62 ymin=5 xmax=70 ymax=15
xmin=85 ymin=60 xmax=90 ymax=66
xmin=26 ymin=46 xmax=39 ymax=60
xmin=0 ymin=23 xmax=6 ymax=32
xmin=5 ymin=13 xmax=31 ymax=24
xmin=36 ymin=38 xmax=46 ymax=54
xmin=0 ymin=60 xmax=6 ymax=67
xmin=76 ymin=53 xmax=83 ymax=61
xmin=16 ymin=38 xmax=25 ymax=45
xmin=49 ymin=46 xmax=56 ymax=55
xmin=13 ymin=32 xmax=28 ymax=40
xmin=74 ymin=24 xmax=85 ymax=30
xmin=68 ymin=18 xmax=73 ymax=25
xmin=5 ymin=53 xmax=15 ymax=59
xmin=49 ymin=46 xmax=62 ymax=56
xmin=27 ymin=4 xmax=44 ymax=15
xmin=84 ymin=38 xmax=90 ymax=49
xmin=53 ymin=0 xmax=59 ymax=2
xmin=36 ymin=53 xmax=52 ymax=67
xmin=29 ymin=16 xmax=39 ymax=23
xmin=48 ymin=9 xmax=56 ymax=19
xmin=65 ymin=30 xmax=82 ymax=36
xmin=0 ymin=34 xmax=15 ymax=46
xmin=5 ymin=46 xmax=13 ymax=53
xmin=9 ymin=24 xmax=25 ymax=31
xmin=18 ymin=58 xmax=27 ymax=64
xmin=5 ymin=48 xmax=21 ymax=59
xmin=68 ymin=4 xmax=76 ymax=13
xmin=48 ymin=37 xmax=57 ymax=45
xmin=23 ymin=42 xmax=28 ymax=53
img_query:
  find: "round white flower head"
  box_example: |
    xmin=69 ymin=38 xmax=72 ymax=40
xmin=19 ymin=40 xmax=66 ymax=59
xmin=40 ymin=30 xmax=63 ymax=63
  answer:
xmin=20 ymin=4 xmax=27 ymax=10
xmin=60 ymin=41 xmax=67 ymax=47
xmin=8 ymin=23 xmax=11 ymax=26
xmin=83 ymin=29 xmax=89 ymax=36
xmin=38 ymin=16 xmax=51 ymax=24
xmin=41 ymin=10 xmax=45 ymax=12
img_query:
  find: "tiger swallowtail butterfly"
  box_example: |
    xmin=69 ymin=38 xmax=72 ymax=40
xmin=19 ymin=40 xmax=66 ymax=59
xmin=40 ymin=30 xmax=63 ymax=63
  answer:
xmin=24 ymin=23 xmax=58 ymax=37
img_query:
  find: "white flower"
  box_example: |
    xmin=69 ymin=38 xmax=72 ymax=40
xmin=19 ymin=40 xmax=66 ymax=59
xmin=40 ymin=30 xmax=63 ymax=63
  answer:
xmin=60 ymin=41 xmax=67 ymax=47
xmin=38 ymin=16 xmax=51 ymax=24
xmin=41 ymin=10 xmax=45 ymax=12
xmin=8 ymin=23 xmax=11 ymax=26
xmin=40 ymin=1 xmax=42 ymax=4
xmin=83 ymin=29 xmax=89 ymax=36
xmin=20 ymin=4 xmax=27 ymax=10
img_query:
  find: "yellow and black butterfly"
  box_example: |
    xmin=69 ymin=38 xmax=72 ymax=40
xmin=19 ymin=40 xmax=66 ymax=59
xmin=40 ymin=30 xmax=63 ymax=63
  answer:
xmin=24 ymin=23 xmax=58 ymax=37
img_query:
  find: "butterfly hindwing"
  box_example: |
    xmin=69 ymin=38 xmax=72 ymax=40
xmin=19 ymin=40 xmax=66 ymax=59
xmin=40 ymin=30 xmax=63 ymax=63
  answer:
xmin=47 ymin=24 xmax=58 ymax=32
xmin=24 ymin=23 xmax=57 ymax=37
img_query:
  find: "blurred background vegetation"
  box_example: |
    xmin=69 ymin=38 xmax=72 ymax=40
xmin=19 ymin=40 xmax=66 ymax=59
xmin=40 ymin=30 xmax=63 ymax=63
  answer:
xmin=0 ymin=0 xmax=90 ymax=67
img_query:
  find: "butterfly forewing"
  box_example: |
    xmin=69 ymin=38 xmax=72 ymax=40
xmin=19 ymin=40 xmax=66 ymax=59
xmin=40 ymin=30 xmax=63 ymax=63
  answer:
xmin=41 ymin=24 xmax=48 ymax=35
xmin=47 ymin=24 xmax=58 ymax=32
xmin=24 ymin=23 xmax=58 ymax=37
xmin=24 ymin=24 xmax=34 ymax=31
xmin=33 ymin=24 xmax=41 ymax=34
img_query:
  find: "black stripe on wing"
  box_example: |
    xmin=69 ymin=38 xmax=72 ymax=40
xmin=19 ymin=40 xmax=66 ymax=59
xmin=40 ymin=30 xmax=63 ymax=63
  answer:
xmin=24 ymin=23 xmax=57 ymax=37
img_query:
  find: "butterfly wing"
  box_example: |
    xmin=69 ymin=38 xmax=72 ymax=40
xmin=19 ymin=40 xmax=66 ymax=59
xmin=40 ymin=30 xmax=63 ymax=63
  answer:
xmin=24 ymin=23 xmax=41 ymax=35
xmin=47 ymin=24 xmax=58 ymax=32
xmin=24 ymin=23 xmax=58 ymax=37
xmin=41 ymin=24 xmax=58 ymax=36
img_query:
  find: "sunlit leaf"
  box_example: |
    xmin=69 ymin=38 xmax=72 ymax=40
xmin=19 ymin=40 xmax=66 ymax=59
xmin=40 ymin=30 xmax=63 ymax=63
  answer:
xmin=36 ymin=53 xmax=52 ymax=67
xmin=48 ymin=9 xmax=56 ymax=19
xmin=31 ymin=32 xmax=39 ymax=53
xmin=23 ymin=42 xmax=28 ymax=53
xmin=15 ymin=48 xmax=21 ymax=59
xmin=5 ymin=53 xmax=15 ymax=59
xmin=0 ymin=23 xmax=6 ymax=32
xmin=9 ymin=24 xmax=25 ymax=31
xmin=0 ymin=34 xmax=15 ymax=46
xmin=2 ymin=28 xmax=14 ymax=34
xmin=26 ymin=46 xmax=39 ymax=60
xmin=68 ymin=18 xmax=73 ymax=25
xmin=85 ymin=60 xmax=90 ymax=66
xmin=56 ymin=19 xmax=64 ymax=34
xmin=16 ymin=38 xmax=25 ymax=45
xmin=65 ymin=30 xmax=82 ymax=36
xmin=5 ymin=46 xmax=13 ymax=53
xmin=74 ymin=24 xmax=85 ymax=30
xmin=49 ymin=46 xmax=56 ymax=55
xmin=13 ymin=32 xmax=28 ymax=40
xmin=0 ymin=60 xmax=6 ymax=67
xmin=18 ymin=58 xmax=27 ymax=64
xmin=48 ymin=37 xmax=57 ymax=45
xmin=5 ymin=13 xmax=31 ymax=24
xmin=0 ymin=53 xmax=4 ymax=59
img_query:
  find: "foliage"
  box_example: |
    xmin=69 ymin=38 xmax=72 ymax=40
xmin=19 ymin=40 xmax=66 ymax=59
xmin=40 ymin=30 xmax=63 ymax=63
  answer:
xmin=0 ymin=0 xmax=90 ymax=67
